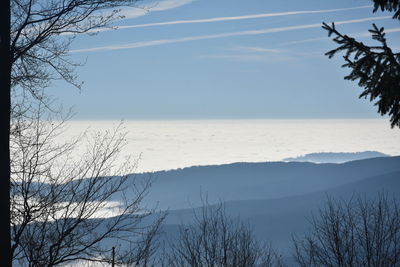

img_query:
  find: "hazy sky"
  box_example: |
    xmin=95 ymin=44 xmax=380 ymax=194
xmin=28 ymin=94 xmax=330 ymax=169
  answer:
xmin=50 ymin=0 xmax=400 ymax=120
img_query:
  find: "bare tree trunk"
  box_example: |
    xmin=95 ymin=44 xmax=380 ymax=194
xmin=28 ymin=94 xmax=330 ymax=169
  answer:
xmin=112 ymin=247 xmax=116 ymax=267
xmin=0 ymin=0 xmax=11 ymax=266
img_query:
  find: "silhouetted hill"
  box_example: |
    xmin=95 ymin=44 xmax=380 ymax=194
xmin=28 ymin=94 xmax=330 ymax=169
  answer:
xmin=139 ymin=156 xmax=400 ymax=210
xmin=283 ymin=151 xmax=389 ymax=163
xmin=86 ymin=156 xmax=400 ymax=259
xmin=160 ymin=170 xmax=400 ymax=253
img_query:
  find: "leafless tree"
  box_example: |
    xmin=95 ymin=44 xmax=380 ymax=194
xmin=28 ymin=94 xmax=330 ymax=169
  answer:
xmin=3 ymin=0 xmax=152 ymax=264
xmin=293 ymin=195 xmax=400 ymax=267
xmin=10 ymin=0 xmax=146 ymax=95
xmin=10 ymin=104 xmax=164 ymax=266
xmin=162 ymin=203 xmax=285 ymax=267
xmin=115 ymin=213 xmax=165 ymax=267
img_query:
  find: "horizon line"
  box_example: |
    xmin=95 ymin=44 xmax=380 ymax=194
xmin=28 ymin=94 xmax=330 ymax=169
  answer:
xmin=60 ymin=118 xmax=389 ymax=122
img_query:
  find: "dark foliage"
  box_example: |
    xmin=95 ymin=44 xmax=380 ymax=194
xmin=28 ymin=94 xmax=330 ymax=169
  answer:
xmin=373 ymin=0 xmax=400 ymax=19
xmin=323 ymin=0 xmax=400 ymax=127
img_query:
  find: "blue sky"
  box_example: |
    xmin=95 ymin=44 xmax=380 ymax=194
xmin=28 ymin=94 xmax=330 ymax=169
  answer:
xmin=50 ymin=0 xmax=400 ymax=120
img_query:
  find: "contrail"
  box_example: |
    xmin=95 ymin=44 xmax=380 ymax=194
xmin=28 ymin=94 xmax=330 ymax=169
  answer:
xmin=113 ymin=5 xmax=372 ymax=30
xmin=72 ymin=16 xmax=391 ymax=53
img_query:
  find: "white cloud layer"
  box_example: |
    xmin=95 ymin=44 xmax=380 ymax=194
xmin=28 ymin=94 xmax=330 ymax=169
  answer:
xmin=71 ymin=16 xmax=391 ymax=53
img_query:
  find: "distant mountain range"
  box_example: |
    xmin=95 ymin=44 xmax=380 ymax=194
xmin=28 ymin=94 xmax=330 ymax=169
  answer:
xmin=138 ymin=156 xmax=400 ymax=255
xmin=159 ymin=167 xmax=400 ymax=252
xmin=137 ymin=155 xmax=398 ymax=210
xmin=102 ymin=155 xmax=400 ymax=259
xmin=283 ymin=151 xmax=389 ymax=163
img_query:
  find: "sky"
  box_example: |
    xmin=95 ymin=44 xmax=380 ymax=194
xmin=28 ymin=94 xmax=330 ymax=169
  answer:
xmin=50 ymin=0 xmax=400 ymax=120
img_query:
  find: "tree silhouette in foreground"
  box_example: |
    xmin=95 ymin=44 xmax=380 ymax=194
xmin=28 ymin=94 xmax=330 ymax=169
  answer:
xmin=1 ymin=0 xmax=145 ymax=265
xmin=162 ymin=203 xmax=284 ymax=267
xmin=293 ymin=195 xmax=400 ymax=266
xmin=10 ymin=105 xmax=164 ymax=266
xmin=323 ymin=0 xmax=400 ymax=128
xmin=0 ymin=0 xmax=12 ymax=264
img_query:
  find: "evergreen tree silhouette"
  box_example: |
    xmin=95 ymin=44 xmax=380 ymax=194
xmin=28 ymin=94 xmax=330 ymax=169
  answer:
xmin=323 ymin=0 xmax=400 ymax=127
